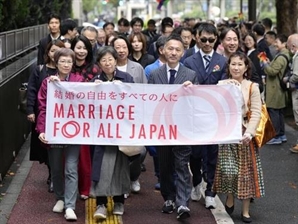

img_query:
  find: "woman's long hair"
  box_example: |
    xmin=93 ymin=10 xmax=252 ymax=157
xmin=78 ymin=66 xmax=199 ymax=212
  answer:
xmin=44 ymin=40 xmax=65 ymax=64
xmin=71 ymin=35 xmax=93 ymax=65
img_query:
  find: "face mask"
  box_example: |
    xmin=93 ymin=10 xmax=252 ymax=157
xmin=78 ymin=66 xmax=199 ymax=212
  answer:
xmin=289 ymin=48 xmax=296 ymax=56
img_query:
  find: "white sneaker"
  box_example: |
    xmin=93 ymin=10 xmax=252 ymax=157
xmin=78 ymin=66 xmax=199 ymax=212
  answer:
xmin=205 ymin=196 xmax=217 ymax=209
xmin=131 ymin=180 xmax=141 ymax=193
xmin=52 ymin=200 xmax=64 ymax=213
xmin=177 ymin=205 xmax=190 ymax=220
xmin=124 ymin=193 xmax=129 ymax=198
xmin=191 ymin=182 xmax=202 ymax=201
xmin=80 ymin=194 xmax=89 ymax=200
xmin=64 ymin=208 xmax=77 ymax=221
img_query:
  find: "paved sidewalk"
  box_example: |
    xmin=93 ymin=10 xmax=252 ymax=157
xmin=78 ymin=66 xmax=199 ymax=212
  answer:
xmin=0 ymin=138 xmax=219 ymax=224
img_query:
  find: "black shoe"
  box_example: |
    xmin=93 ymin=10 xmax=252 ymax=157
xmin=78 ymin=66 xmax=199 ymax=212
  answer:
xmin=225 ymin=204 xmax=234 ymax=215
xmin=177 ymin=205 xmax=190 ymax=220
xmin=225 ymin=196 xmax=234 ymax=215
xmin=141 ymin=163 xmax=146 ymax=172
xmin=250 ymin=198 xmax=254 ymax=203
xmin=241 ymin=214 xmax=252 ymax=223
xmin=162 ymin=200 xmax=175 ymax=214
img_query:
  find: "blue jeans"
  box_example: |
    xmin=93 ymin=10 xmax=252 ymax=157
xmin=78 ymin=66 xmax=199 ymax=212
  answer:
xmin=48 ymin=145 xmax=80 ymax=209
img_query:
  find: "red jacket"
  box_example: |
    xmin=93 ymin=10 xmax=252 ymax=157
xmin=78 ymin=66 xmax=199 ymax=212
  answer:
xmin=36 ymin=73 xmax=84 ymax=134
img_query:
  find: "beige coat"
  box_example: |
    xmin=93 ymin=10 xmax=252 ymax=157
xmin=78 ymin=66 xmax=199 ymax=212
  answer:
xmin=241 ymin=79 xmax=262 ymax=136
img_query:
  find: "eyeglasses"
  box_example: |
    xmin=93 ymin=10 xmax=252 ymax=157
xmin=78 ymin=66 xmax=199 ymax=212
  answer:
xmin=58 ymin=60 xmax=73 ymax=65
xmin=200 ymin=37 xmax=216 ymax=43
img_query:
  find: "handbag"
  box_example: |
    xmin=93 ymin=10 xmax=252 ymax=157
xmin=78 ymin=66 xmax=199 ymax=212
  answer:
xmin=247 ymin=83 xmax=276 ymax=148
xmin=118 ymin=146 xmax=144 ymax=156
xmin=18 ymin=65 xmax=45 ymax=114
xmin=18 ymin=82 xmax=28 ymax=114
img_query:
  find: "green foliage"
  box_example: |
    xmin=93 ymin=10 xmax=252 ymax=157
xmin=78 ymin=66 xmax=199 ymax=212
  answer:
xmin=225 ymin=10 xmax=242 ymax=19
xmin=59 ymin=0 xmax=72 ymax=20
xmin=182 ymin=10 xmax=206 ymax=20
xmin=0 ymin=0 xmax=4 ymax=28
xmin=83 ymin=0 xmax=97 ymax=14
xmin=15 ymin=0 xmax=30 ymax=27
xmin=178 ymin=2 xmax=206 ymax=20
xmin=108 ymin=0 xmax=119 ymax=7
xmin=0 ymin=0 xmax=72 ymax=32
xmin=258 ymin=12 xmax=276 ymax=24
xmin=1 ymin=0 xmax=19 ymax=31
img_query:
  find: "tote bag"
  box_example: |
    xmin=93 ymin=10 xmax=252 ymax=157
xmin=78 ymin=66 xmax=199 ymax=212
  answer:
xmin=247 ymin=83 xmax=276 ymax=148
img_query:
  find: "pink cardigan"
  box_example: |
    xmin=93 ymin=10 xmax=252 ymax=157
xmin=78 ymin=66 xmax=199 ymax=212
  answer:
xmin=36 ymin=73 xmax=84 ymax=134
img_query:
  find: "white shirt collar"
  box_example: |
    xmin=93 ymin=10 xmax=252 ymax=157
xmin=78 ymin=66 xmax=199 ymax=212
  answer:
xmin=194 ymin=45 xmax=200 ymax=53
xmin=200 ymin=49 xmax=214 ymax=58
xmin=247 ymin=49 xmax=255 ymax=56
xmin=257 ymin=36 xmax=264 ymax=44
xmin=50 ymin=33 xmax=60 ymax=40
xmin=166 ymin=63 xmax=180 ymax=72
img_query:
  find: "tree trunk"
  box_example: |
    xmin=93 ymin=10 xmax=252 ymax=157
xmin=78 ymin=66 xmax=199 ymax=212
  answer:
xmin=276 ymin=0 xmax=297 ymax=35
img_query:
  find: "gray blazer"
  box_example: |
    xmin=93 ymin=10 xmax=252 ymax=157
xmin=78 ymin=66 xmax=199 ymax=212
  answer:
xmin=148 ymin=64 xmax=198 ymax=84
xmin=126 ymin=59 xmax=147 ymax=84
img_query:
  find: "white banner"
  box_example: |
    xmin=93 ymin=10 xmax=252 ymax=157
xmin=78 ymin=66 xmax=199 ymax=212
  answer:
xmin=45 ymin=81 xmax=243 ymax=145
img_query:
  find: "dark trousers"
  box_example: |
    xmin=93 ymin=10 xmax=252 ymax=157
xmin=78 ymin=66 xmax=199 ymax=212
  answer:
xmin=146 ymin=146 xmax=160 ymax=180
xmin=96 ymin=195 xmax=124 ymax=206
xmin=190 ymin=145 xmax=218 ymax=197
xmin=267 ymin=108 xmax=285 ymax=137
xmin=157 ymin=145 xmax=192 ymax=207
xmin=129 ymin=147 xmax=147 ymax=181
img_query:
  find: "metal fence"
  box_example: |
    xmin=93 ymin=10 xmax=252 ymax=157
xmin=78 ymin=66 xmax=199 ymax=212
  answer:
xmin=0 ymin=24 xmax=47 ymax=181
xmin=0 ymin=24 xmax=48 ymax=64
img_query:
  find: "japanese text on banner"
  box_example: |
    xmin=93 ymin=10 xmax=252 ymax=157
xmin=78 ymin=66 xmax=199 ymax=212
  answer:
xmin=45 ymin=82 xmax=243 ymax=145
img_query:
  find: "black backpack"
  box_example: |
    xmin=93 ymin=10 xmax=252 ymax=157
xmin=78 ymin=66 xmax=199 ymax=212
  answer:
xmin=276 ymin=54 xmax=291 ymax=91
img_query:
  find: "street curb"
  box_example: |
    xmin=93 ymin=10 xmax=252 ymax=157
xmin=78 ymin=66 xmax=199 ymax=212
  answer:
xmin=0 ymin=138 xmax=32 ymax=224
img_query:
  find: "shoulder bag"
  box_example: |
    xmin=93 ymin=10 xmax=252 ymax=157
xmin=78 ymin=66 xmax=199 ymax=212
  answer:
xmin=247 ymin=83 xmax=276 ymax=148
xmin=118 ymin=146 xmax=144 ymax=157
xmin=18 ymin=65 xmax=45 ymax=114
xmin=18 ymin=82 xmax=28 ymax=114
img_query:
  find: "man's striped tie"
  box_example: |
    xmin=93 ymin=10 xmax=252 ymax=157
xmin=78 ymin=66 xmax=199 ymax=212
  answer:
xmin=203 ymin=55 xmax=211 ymax=72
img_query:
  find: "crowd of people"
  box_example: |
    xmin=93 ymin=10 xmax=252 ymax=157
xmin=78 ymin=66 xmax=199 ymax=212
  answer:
xmin=26 ymin=13 xmax=298 ymax=223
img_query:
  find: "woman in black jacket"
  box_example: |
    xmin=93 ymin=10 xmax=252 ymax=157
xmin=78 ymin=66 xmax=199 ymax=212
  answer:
xmin=128 ymin=32 xmax=155 ymax=68
xmin=243 ymin=32 xmax=266 ymax=87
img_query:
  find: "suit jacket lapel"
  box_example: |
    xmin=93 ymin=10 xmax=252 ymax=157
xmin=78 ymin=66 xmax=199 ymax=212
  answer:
xmin=126 ymin=59 xmax=134 ymax=74
xmin=194 ymin=52 xmax=205 ymax=75
xmin=175 ymin=66 xmax=186 ymax=84
xmin=158 ymin=65 xmax=169 ymax=84
xmin=193 ymin=52 xmax=210 ymax=83
xmin=207 ymin=54 xmax=219 ymax=75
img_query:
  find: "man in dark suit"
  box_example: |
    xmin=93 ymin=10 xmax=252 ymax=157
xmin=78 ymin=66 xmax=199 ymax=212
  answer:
xmin=180 ymin=22 xmax=204 ymax=63
xmin=148 ymin=34 xmax=197 ymax=220
xmin=184 ymin=23 xmax=227 ymax=209
xmin=252 ymin=23 xmax=273 ymax=61
xmin=37 ymin=14 xmax=61 ymax=65
xmin=60 ymin=19 xmax=78 ymax=48
xmin=148 ymin=17 xmax=174 ymax=60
